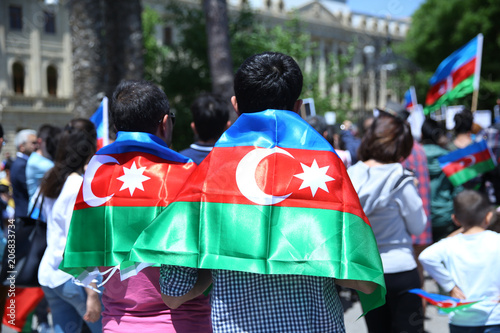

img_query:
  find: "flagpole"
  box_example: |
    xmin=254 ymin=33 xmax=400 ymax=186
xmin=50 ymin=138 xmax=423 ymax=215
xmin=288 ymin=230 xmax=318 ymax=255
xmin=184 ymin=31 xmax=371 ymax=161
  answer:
xmin=471 ymin=33 xmax=484 ymax=112
xmin=102 ymin=96 xmax=109 ymax=146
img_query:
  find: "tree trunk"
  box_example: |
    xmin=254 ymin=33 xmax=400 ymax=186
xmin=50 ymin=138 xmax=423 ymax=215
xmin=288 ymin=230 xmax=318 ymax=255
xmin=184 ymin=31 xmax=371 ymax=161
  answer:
xmin=68 ymin=0 xmax=144 ymax=118
xmin=103 ymin=0 xmax=144 ymax=98
xmin=68 ymin=0 xmax=105 ymax=118
xmin=203 ymin=0 xmax=234 ymax=108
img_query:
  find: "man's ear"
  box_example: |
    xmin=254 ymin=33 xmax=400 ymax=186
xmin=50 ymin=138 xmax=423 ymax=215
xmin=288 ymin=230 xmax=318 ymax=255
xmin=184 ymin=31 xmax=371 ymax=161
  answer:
xmin=293 ymin=99 xmax=303 ymax=113
xmin=190 ymin=122 xmax=198 ymax=136
xmin=451 ymin=214 xmax=461 ymax=227
xmin=231 ymin=96 xmax=240 ymax=116
xmin=484 ymin=211 xmax=494 ymax=227
xmin=156 ymin=113 xmax=169 ymax=138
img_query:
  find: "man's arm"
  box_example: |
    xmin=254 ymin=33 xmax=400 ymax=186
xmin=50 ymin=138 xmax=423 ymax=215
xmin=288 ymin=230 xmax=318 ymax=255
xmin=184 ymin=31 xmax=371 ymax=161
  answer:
xmin=160 ymin=266 xmax=212 ymax=309
xmin=335 ymin=279 xmax=378 ymax=294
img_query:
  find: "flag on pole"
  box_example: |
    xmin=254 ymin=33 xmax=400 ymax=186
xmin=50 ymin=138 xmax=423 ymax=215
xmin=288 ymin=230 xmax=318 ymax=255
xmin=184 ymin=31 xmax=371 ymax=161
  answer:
xmin=404 ymin=86 xmax=417 ymax=111
xmin=127 ymin=109 xmax=386 ymax=314
xmin=424 ymin=34 xmax=483 ymax=115
xmin=409 ymin=289 xmax=483 ymax=314
xmin=59 ymin=131 xmax=196 ymax=281
xmin=438 ymin=140 xmax=496 ymax=186
xmin=90 ymin=97 xmax=109 ymax=150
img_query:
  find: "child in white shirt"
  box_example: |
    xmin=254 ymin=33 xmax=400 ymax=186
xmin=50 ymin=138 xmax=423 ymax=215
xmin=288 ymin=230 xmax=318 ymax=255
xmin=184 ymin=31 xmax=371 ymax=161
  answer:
xmin=419 ymin=190 xmax=500 ymax=333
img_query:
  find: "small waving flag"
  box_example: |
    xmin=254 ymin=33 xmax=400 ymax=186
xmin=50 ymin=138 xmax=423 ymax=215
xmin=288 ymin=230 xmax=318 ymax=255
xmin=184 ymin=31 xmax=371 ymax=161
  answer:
xmin=59 ymin=131 xmax=196 ymax=282
xmin=424 ymin=34 xmax=483 ymax=114
xmin=404 ymin=86 xmax=417 ymax=111
xmin=127 ymin=109 xmax=386 ymax=314
xmin=409 ymin=289 xmax=481 ymax=314
xmin=438 ymin=140 xmax=496 ymax=186
xmin=89 ymin=97 xmax=109 ymax=150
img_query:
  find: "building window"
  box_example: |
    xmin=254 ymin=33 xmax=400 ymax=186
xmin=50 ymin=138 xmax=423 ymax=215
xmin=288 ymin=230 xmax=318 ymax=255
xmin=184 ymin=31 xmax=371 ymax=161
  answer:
xmin=163 ymin=27 xmax=172 ymax=46
xmin=47 ymin=65 xmax=57 ymax=96
xmin=9 ymin=6 xmax=23 ymax=30
xmin=44 ymin=11 xmax=56 ymax=34
xmin=13 ymin=62 xmax=25 ymax=94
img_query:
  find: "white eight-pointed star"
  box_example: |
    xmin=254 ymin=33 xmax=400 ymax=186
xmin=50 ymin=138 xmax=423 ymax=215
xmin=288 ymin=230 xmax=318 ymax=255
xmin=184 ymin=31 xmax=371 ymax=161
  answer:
xmin=293 ymin=159 xmax=335 ymax=197
xmin=117 ymin=161 xmax=150 ymax=196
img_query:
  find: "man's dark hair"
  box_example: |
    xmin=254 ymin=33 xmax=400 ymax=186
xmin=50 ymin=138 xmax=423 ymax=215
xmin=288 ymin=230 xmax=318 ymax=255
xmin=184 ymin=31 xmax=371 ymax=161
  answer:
xmin=37 ymin=124 xmax=62 ymax=160
xmin=454 ymin=190 xmax=492 ymax=228
xmin=421 ymin=118 xmax=447 ymax=146
xmin=40 ymin=119 xmax=96 ymax=198
xmin=190 ymin=93 xmax=229 ymax=142
xmin=358 ymin=113 xmax=413 ymax=163
xmin=111 ymin=80 xmax=170 ymax=134
xmin=453 ymin=109 xmax=473 ymax=135
xmin=305 ymin=115 xmax=327 ymax=136
xmin=0 ymin=123 xmax=4 ymax=138
xmin=233 ymin=52 xmax=303 ymax=113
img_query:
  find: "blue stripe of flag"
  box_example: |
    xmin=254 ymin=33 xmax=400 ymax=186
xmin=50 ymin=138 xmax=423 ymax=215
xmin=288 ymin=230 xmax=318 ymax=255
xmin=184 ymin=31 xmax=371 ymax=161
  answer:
xmin=215 ymin=109 xmax=338 ymax=155
xmin=97 ymin=131 xmax=193 ymax=164
xmin=429 ymin=36 xmax=478 ymax=85
xmin=90 ymin=100 xmax=104 ymax=139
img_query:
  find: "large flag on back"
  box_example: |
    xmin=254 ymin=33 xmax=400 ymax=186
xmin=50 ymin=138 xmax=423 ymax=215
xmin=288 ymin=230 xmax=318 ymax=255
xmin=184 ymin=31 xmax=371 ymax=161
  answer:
xmin=89 ymin=97 xmax=109 ymax=150
xmin=409 ymin=289 xmax=484 ymax=314
xmin=59 ymin=131 xmax=196 ymax=279
xmin=128 ymin=109 xmax=386 ymax=314
xmin=438 ymin=140 xmax=496 ymax=186
xmin=404 ymin=86 xmax=417 ymax=111
xmin=424 ymin=34 xmax=483 ymax=115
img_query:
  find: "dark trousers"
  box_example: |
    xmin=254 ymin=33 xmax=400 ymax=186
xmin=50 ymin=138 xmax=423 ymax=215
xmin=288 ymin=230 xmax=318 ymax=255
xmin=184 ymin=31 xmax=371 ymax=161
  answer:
xmin=365 ymin=268 xmax=424 ymax=333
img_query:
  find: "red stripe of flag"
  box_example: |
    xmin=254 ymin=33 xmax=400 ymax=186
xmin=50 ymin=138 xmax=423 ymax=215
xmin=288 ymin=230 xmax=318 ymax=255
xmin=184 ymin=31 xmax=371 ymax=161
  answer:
xmin=74 ymin=152 xmax=195 ymax=210
xmin=176 ymin=146 xmax=370 ymax=225
xmin=426 ymin=58 xmax=476 ymax=106
xmin=441 ymin=149 xmax=491 ymax=177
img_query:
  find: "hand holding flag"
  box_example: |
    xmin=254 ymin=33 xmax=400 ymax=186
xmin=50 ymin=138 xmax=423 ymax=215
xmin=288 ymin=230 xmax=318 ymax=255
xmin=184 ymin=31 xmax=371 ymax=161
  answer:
xmin=409 ymin=289 xmax=484 ymax=314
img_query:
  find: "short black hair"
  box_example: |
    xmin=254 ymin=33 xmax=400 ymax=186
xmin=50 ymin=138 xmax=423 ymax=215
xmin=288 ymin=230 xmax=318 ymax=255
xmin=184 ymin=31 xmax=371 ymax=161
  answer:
xmin=454 ymin=190 xmax=492 ymax=228
xmin=190 ymin=93 xmax=229 ymax=142
xmin=234 ymin=52 xmax=303 ymax=113
xmin=306 ymin=115 xmax=327 ymax=135
xmin=453 ymin=109 xmax=473 ymax=135
xmin=37 ymin=124 xmax=62 ymax=160
xmin=111 ymin=80 xmax=170 ymax=134
xmin=421 ymin=118 xmax=447 ymax=145
xmin=0 ymin=123 xmax=4 ymax=138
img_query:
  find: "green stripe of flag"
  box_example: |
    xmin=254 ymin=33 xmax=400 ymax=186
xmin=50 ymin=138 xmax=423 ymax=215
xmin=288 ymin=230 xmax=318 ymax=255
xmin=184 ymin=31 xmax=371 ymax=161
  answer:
xmin=61 ymin=205 xmax=163 ymax=269
xmin=129 ymin=201 xmax=386 ymax=313
xmin=424 ymin=76 xmax=474 ymax=115
xmin=448 ymin=159 xmax=496 ymax=186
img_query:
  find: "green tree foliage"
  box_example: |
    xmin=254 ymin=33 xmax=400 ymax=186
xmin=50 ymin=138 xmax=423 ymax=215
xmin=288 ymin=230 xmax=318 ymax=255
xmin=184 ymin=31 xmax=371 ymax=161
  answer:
xmin=142 ymin=4 xmax=353 ymax=149
xmin=401 ymin=0 xmax=500 ymax=110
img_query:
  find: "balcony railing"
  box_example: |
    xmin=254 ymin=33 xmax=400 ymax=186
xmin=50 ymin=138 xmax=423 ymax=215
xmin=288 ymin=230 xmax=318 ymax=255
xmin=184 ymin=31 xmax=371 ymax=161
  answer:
xmin=0 ymin=94 xmax=74 ymax=113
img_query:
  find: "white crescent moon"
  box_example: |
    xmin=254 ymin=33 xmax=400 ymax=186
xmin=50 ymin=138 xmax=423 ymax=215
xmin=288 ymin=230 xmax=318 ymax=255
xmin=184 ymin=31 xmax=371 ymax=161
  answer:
xmin=82 ymin=155 xmax=119 ymax=207
xmin=461 ymin=155 xmax=476 ymax=167
xmin=236 ymin=147 xmax=294 ymax=205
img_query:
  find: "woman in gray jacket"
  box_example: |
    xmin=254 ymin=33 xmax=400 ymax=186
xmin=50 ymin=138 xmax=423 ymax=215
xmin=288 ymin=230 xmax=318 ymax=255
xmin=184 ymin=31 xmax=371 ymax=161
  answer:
xmin=348 ymin=112 xmax=427 ymax=333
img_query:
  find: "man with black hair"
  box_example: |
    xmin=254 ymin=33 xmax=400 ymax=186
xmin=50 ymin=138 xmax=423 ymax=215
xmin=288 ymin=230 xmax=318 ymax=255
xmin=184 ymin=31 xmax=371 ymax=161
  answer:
xmin=180 ymin=93 xmax=230 ymax=164
xmin=138 ymin=52 xmax=385 ymax=332
xmin=26 ymin=124 xmax=62 ymax=199
xmin=60 ymin=80 xmax=211 ymax=332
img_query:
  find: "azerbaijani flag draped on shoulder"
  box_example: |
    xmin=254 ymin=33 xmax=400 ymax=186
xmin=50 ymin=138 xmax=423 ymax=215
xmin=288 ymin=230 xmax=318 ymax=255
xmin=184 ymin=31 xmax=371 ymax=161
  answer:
xmin=59 ymin=131 xmax=196 ymax=282
xmin=127 ymin=109 xmax=386 ymax=313
xmin=438 ymin=140 xmax=496 ymax=186
xmin=424 ymin=34 xmax=483 ymax=115
xmin=89 ymin=97 xmax=109 ymax=150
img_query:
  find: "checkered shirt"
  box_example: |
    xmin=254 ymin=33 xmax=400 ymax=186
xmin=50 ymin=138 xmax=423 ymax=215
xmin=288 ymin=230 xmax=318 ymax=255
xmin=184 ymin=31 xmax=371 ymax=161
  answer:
xmin=402 ymin=142 xmax=433 ymax=245
xmin=160 ymin=265 xmax=345 ymax=333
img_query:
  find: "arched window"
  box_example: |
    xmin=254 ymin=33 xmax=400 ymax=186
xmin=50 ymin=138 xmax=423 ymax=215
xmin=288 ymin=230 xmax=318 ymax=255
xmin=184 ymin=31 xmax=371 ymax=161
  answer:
xmin=13 ymin=62 xmax=24 ymax=94
xmin=47 ymin=65 xmax=57 ymax=96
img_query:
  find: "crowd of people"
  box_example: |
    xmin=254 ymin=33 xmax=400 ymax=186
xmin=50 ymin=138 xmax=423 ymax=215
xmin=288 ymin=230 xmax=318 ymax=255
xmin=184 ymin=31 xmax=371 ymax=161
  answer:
xmin=0 ymin=51 xmax=499 ymax=333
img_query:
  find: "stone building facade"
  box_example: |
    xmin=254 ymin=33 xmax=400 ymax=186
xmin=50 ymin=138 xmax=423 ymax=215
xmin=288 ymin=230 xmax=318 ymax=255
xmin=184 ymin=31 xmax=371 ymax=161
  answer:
xmin=0 ymin=0 xmax=410 ymax=156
